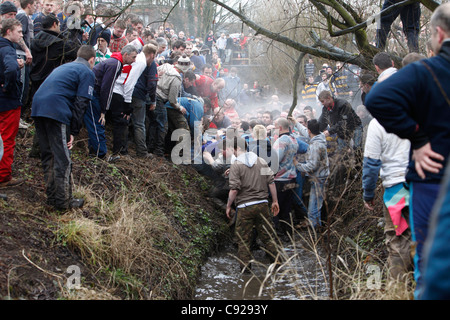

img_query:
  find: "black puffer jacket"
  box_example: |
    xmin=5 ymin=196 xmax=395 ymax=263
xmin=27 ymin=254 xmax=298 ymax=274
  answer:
xmin=30 ymin=29 xmax=79 ymax=82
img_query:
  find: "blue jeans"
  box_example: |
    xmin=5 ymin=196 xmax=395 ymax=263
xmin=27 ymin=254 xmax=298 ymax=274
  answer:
xmin=410 ymin=181 xmax=440 ymax=299
xmin=308 ymin=177 xmax=327 ymax=228
xmin=376 ymin=0 xmax=420 ymax=52
xmin=84 ymin=93 xmax=107 ymax=157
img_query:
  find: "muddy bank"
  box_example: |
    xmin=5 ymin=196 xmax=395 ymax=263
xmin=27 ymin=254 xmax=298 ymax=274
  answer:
xmin=0 ymin=128 xmax=230 ymax=300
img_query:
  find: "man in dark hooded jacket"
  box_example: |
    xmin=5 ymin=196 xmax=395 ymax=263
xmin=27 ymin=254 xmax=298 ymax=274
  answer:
xmin=30 ymin=13 xmax=78 ymax=97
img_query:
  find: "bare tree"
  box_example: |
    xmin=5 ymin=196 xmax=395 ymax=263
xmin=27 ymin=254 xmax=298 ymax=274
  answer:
xmin=206 ymin=0 xmax=439 ymax=114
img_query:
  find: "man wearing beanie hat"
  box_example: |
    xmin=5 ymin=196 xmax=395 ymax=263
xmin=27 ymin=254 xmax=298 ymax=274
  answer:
xmin=0 ymin=1 xmax=17 ymax=17
xmin=94 ymin=30 xmax=111 ymax=65
xmin=1 ymin=1 xmax=32 ymax=65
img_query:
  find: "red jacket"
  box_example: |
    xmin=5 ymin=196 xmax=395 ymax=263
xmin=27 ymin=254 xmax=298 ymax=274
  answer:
xmin=195 ymin=75 xmax=219 ymax=112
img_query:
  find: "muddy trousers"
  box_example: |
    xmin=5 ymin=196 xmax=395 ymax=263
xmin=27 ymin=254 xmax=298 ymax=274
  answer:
xmin=235 ymin=202 xmax=277 ymax=268
xmin=34 ymin=117 xmax=72 ymax=209
xmin=383 ymin=206 xmax=413 ymax=280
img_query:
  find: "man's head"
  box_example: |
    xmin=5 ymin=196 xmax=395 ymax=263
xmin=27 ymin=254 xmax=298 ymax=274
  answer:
xmin=318 ymin=90 xmax=334 ymax=109
xmin=213 ymin=108 xmax=225 ymax=123
xmin=359 ymin=73 xmax=376 ymax=94
xmin=142 ymin=43 xmax=157 ymax=66
xmin=121 ymin=44 xmax=138 ymax=65
xmin=42 ymin=0 xmax=54 ymax=15
xmin=211 ymin=78 xmax=225 ymax=93
xmin=183 ymin=70 xmax=196 ymax=88
xmin=225 ymin=136 xmax=247 ymax=156
xmin=274 ymin=117 xmax=290 ymax=133
xmin=261 ymin=111 xmax=273 ymax=126
xmin=126 ymin=27 xmax=138 ymax=43
xmin=0 ymin=1 xmax=17 ymax=19
xmin=77 ymin=44 xmax=96 ymax=69
xmin=297 ymin=115 xmax=307 ymax=126
xmin=223 ymin=98 xmax=236 ymax=110
xmin=231 ymin=117 xmax=241 ymax=129
xmin=252 ymin=124 xmax=267 ymax=140
xmin=372 ymin=52 xmax=394 ymax=74
xmin=307 ymin=119 xmax=321 ymax=137
xmin=430 ymin=2 xmax=450 ymax=54
xmin=174 ymin=54 xmax=191 ymax=73
xmin=130 ymin=17 xmax=143 ymax=36
xmin=113 ymin=19 xmax=126 ymax=38
xmin=20 ymin=0 xmax=36 ymax=15
xmin=1 ymin=18 xmax=22 ymax=43
xmin=172 ymin=39 xmax=186 ymax=53
xmin=155 ymin=37 xmax=167 ymax=54
xmin=303 ymin=106 xmax=314 ymax=120
xmin=97 ymin=29 xmax=111 ymax=49
xmin=184 ymin=41 xmax=193 ymax=56
xmin=202 ymin=64 xmax=213 ymax=77
xmin=42 ymin=12 xmax=59 ymax=31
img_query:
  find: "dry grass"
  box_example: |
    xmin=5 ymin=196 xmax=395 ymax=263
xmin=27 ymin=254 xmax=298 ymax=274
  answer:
xmin=53 ymin=152 xmax=225 ymax=300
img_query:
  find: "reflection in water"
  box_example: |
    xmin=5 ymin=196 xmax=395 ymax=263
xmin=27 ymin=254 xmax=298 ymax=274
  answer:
xmin=195 ymin=241 xmax=330 ymax=300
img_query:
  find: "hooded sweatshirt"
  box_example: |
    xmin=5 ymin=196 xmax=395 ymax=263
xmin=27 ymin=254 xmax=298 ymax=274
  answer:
xmin=156 ymin=62 xmax=182 ymax=107
xmin=30 ymin=29 xmax=78 ymax=82
xmin=295 ymin=133 xmax=329 ymax=179
xmin=228 ymin=151 xmax=275 ymax=207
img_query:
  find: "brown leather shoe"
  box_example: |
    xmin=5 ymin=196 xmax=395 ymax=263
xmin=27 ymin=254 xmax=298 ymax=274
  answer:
xmin=0 ymin=178 xmax=25 ymax=188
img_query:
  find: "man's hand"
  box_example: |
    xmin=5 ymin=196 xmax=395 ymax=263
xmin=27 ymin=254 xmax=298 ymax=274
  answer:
xmin=226 ymin=206 xmax=233 ymax=219
xmin=412 ymin=142 xmax=444 ymax=179
xmin=99 ymin=113 xmax=106 ymax=126
xmin=67 ymin=135 xmax=74 ymax=150
xmin=179 ymin=106 xmax=187 ymax=115
xmin=271 ymin=201 xmax=280 ymax=216
xmin=25 ymin=50 xmax=32 ymax=65
xmin=148 ymin=104 xmax=156 ymax=111
xmin=364 ymin=199 xmax=375 ymax=211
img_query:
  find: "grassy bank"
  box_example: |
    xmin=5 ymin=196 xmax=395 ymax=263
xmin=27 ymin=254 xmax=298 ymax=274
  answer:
xmin=0 ymin=128 xmax=415 ymax=300
xmin=0 ymin=128 xmax=230 ymax=300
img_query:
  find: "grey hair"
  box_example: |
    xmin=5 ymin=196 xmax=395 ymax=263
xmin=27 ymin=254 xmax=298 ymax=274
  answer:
xmin=121 ymin=44 xmax=138 ymax=55
xmin=431 ymin=2 xmax=450 ymax=34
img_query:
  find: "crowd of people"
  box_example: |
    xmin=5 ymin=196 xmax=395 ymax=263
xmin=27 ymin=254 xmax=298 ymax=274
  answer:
xmin=0 ymin=0 xmax=449 ymax=299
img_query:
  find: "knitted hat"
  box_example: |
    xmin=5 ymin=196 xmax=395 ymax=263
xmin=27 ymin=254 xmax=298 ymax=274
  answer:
xmin=0 ymin=1 xmax=17 ymax=15
xmin=98 ymin=29 xmax=111 ymax=46
xmin=176 ymin=55 xmax=191 ymax=73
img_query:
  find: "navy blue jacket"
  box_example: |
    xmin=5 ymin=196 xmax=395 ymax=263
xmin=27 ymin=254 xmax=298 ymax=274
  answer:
xmin=365 ymin=40 xmax=450 ymax=183
xmin=0 ymin=37 xmax=22 ymax=112
xmin=92 ymin=52 xmax=123 ymax=114
xmin=31 ymin=58 xmax=95 ymax=136
xmin=132 ymin=60 xmax=157 ymax=104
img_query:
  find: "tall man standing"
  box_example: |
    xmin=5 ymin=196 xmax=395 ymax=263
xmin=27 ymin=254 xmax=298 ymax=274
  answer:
xmin=365 ymin=2 xmax=450 ymax=298
xmin=0 ymin=18 xmax=24 ymax=188
xmin=31 ymin=45 xmax=95 ymax=210
xmin=226 ymin=136 xmax=280 ymax=272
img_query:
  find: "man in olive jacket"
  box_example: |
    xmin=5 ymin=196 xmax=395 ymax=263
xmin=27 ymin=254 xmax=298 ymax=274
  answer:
xmin=226 ymin=137 xmax=280 ymax=272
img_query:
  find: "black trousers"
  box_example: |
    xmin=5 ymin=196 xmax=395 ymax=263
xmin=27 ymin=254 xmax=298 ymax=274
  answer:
xmin=107 ymin=93 xmax=130 ymax=155
xmin=34 ymin=117 xmax=72 ymax=209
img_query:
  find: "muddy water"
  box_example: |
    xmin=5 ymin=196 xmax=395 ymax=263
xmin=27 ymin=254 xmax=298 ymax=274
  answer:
xmin=195 ymin=240 xmax=330 ymax=300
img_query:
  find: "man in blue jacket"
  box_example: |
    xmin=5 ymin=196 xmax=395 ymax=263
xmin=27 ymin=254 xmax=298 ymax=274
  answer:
xmin=84 ymin=44 xmax=137 ymax=158
xmin=32 ymin=45 xmax=95 ymax=210
xmin=0 ymin=18 xmax=24 ymax=188
xmin=365 ymin=2 xmax=450 ymax=298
